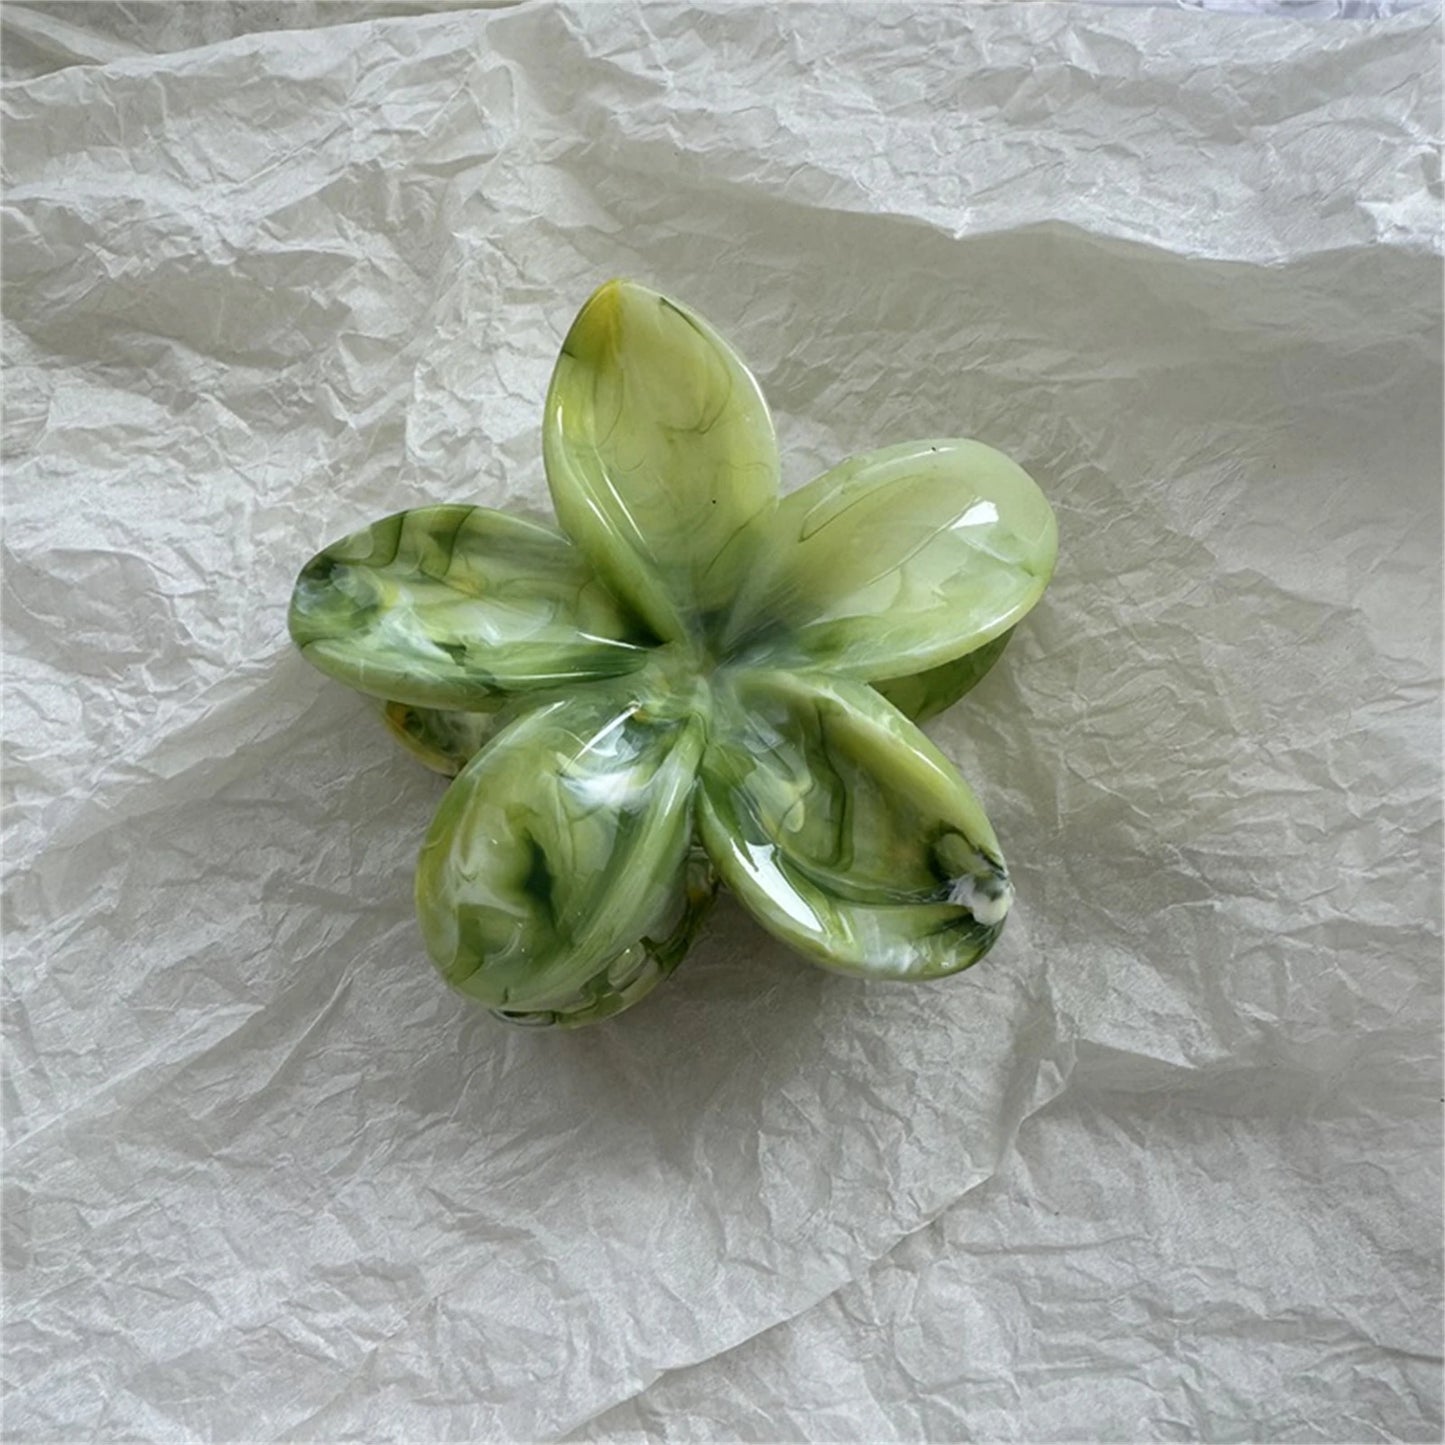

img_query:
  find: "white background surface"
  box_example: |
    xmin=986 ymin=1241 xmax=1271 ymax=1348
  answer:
xmin=4 ymin=2 xmax=1441 ymax=1440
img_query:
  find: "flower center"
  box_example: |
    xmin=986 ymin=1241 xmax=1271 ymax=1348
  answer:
xmin=632 ymin=642 xmax=714 ymax=726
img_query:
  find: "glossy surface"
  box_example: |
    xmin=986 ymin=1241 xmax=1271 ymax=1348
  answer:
xmin=289 ymin=504 xmax=651 ymax=710
xmin=544 ymin=280 xmax=779 ymax=646
xmin=415 ymin=683 xmax=707 ymax=1022
xmin=290 ymin=279 xmax=1057 ymax=1024
xmin=699 ymin=670 xmax=1011 ymax=979
xmin=724 ymin=440 xmax=1056 ymax=682
xmin=490 ymin=849 xmax=719 ymax=1028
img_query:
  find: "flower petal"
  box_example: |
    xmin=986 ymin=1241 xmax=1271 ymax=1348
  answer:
xmin=724 ymin=439 xmax=1056 ymax=682
xmin=697 ymin=669 xmax=1013 ymax=979
xmin=415 ymin=682 xmax=710 ymax=1024
xmin=544 ymin=280 xmax=779 ymax=645
xmin=380 ymin=701 xmax=501 ymax=777
xmin=874 ymin=627 xmax=1014 ymax=723
xmin=289 ymin=504 xmax=652 ymax=710
xmin=490 ymin=851 xmax=717 ymax=1028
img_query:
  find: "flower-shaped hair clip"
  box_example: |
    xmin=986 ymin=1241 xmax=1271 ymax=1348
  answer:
xmin=289 ymin=281 xmax=1057 ymax=1026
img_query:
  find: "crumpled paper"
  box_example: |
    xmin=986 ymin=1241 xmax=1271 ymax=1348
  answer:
xmin=2 ymin=3 xmax=1439 ymax=1440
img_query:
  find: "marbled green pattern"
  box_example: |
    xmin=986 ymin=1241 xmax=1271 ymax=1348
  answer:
xmin=490 ymin=850 xmax=719 ymax=1028
xmin=724 ymin=440 xmax=1056 ymax=681
xmin=544 ymin=280 xmax=779 ymax=645
xmin=415 ymin=682 xmax=709 ymax=1024
xmin=289 ymin=504 xmax=652 ymax=710
xmin=290 ymin=280 xmax=1057 ymax=1024
xmin=698 ymin=671 xmax=1010 ymax=979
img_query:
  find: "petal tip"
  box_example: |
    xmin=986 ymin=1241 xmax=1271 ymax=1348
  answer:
xmin=568 ymin=278 xmax=656 ymax=357
xmin=946 ymin=870 xmax=1013 ymax=928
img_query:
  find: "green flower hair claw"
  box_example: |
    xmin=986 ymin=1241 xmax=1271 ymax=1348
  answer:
xmin=289 ymin=281 xmax=1058 ymax=1027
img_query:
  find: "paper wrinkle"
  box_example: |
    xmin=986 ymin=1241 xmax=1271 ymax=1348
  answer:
xmin=3 ymin=2 xmax=1440 ymax=1440
xmin=575 ymin=1042 xmax=1441 ymax=1442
